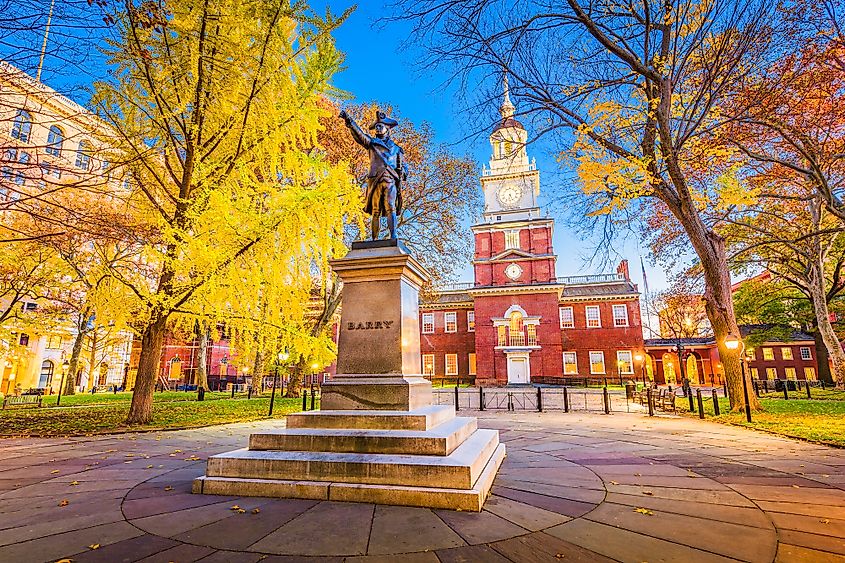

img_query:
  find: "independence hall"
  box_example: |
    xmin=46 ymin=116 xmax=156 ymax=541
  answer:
xmin=419 ymin=86 xmax=644 ymax=386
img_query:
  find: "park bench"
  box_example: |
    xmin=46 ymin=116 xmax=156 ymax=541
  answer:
xmin=2 ymin=395 xmax=42 ymax=409
xmin=658 ymin=390 xmax=677 ymax=413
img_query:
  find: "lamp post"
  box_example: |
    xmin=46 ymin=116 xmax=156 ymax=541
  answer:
xmin=674 ymin=341 xmax=688 ymax=394
xmin=269 ymin=349 xmax=289 ymax=416
xmin=635 ymin=353 xmax=645 ymax=386
xmin=57 ymin=359 xmax=69 ymax=406
xmin=724 ymin=333 xmax=752 ymax=423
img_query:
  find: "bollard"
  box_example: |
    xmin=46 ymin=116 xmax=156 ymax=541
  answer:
xmin=454 ymin=385 xmax=460 ymax=411
xmin=302 ymin=390 xmax=308 ymax=411
xmin=783 ymin=382 xmax=789 ymax=400
xmin=603 ymin=387 xmax=610 ymax=414
xmin=688 ymin=390 xmax=695 ymax=413
xmin=197 ymin=386 xmax=206 ymax=402
xmin=806 ymin=381 xmax=812 ymax=399
xmin=479 ymin=387 xmax=484 ymax=411
xmin=537 ymin=387 xmax=543 ymax=412
xmin=507 ymin=392 xmax=514 ymax=412
xmin=268 ymin=377 xmax=276 ymax=416
xmin=723 ymin=383 xmax=728 ymax=398
xmin=712 ymin=389 xmax=720 ymax=416
xmin=231 ymin=384 xmax=235 ymax=399
xmin=248 ymin=386 xmax=252 ymax=400
xmin=563 ymin=386 xmax=569 ymax=413
xmin=311 ymin=386 xmax=316 ymax=411
xmin=696 ymin=390 xmax=704 ymax=419
xmin=647 ymin=389 xmax=654 ymax=416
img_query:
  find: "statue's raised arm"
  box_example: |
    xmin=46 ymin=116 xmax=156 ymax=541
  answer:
xmin=337 ymin=108 xmax=405 ymax=241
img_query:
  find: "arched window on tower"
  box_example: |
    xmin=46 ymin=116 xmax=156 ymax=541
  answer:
xmin=39 ymin=360 xmax=54 ymax=388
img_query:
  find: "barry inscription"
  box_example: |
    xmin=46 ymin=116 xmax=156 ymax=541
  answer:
xmin=347 ymin=320 xmax=395 ymax=331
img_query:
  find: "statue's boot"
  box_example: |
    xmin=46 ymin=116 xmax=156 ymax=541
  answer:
xmin=371 ymin=215 xmax=381 ymax=240
xmin=387 ymin=212 xmax=397 ymax=239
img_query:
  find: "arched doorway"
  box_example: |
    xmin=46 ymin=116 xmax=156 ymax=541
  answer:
xmin=39 ymin=360 xmax=54 ymax=388
xmin=686 ymin=355 xmax=701 ymax=385
xmin=662 ymin=354 xmax=677 ymax=385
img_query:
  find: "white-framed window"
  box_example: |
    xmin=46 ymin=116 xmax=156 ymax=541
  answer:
xmin=422 ymin=354 xmax=435 ymax=376
xmin=589 ymin=351 xmax=606 ymax=374
xmin=422 ymin=313 xmax=434 ymax=334
xmin=804 ymin=367 xmax=816 ymax=380
xmin=46 ymin=125 xmax=64 ymax=156
xmin=559 ymin=306 xmax=574 ymax=329
xmin=784 ymin=367 xmax=797 ymax=380
xmin=781 ymin=347 xmax=793 ymax=360
xmin=762 ymin=347 xmax=774 ymax=361
xmin=585 ymin=305 xmax=601 ymax=328
xmin=612 ymin=304 xmax=629 ymax=327
xmin=616 ymin=350 xmax=634 ymax=374
xmin=563 ymin=352 xmax=578 ymax=375
xmin=497 ymin=325 xmax=506 ymax=346
xmin=800 ymin=347 xmax=812 ymax=360
xmin=468 ymin=353 xmax=476 ymax=375
xmin=766 ymin=367 xmax=777 ymax=379
xmin=11 ymin=109 xmax=32 ymax=142
xmin=750 ymin=367 xmax=759 ymax=379
xmin=445 ymin=312 xmax=457 ymax=333
xmin=445 ymin=354 xmax=458 ymax=376
xmin=505 ymin=229 xmax=520 ymax=250
xmin=75 ymin=140 xmax=92 ymax=169
xmin=46 ymin=335 xmax=63 ymax=349
xmin=526 ymin=324 xmax=537 ymax=346
xmin=467 ymin=311 xmax=475 ymax=332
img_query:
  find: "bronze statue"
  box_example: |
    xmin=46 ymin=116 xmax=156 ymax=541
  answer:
xmin=339 ymin=109 xmax=407 ymax=240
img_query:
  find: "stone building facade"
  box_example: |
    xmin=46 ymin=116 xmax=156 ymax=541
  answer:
xmin=419 ymin=84 xmax=645 ymax=385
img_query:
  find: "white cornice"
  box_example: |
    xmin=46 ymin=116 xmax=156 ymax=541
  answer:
xmin=468 ymin=284 xmax=563 ymax=298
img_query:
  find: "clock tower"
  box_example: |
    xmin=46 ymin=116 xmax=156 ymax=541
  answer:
xmin=472 ymin=78 xmax=556 ymax=287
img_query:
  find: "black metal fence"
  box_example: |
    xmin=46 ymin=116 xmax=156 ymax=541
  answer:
xmin=432 ymin=386 xmax=642 ymax=414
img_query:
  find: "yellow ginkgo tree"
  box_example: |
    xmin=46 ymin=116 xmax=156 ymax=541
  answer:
xmin=92 ymin=0 xmax=361 ymax=424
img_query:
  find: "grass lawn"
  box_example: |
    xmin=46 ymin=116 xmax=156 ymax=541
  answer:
xmin=0 ymin=391 xmax=313 ymax=437
xmin=678 ymin=394 xmax=845 ymax=447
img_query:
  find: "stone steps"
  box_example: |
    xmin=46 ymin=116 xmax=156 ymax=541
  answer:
xmin=205 ymin=428 xmax=500 ymax=490
xmin=285 ymin=404 xmax=455 ymax=431
xmin=249 ymin=416 xmax=477 ymax=455
xmin=193 ymin=442 xmax=506 ymax=512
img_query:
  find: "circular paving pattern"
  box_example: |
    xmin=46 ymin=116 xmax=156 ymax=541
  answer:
xmin=1 ymin=411 xmax=844 ymax=562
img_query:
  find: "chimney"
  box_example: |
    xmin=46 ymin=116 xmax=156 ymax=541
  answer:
xmin=617 ymin=259 xmax=630 ymax=280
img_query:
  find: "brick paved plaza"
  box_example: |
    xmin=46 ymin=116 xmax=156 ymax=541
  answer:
xmin=0 ymin=412 xmax=843 ymax=562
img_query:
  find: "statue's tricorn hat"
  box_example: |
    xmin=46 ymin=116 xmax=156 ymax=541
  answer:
xmin=369 ymin=110 xmax=398 ymax=130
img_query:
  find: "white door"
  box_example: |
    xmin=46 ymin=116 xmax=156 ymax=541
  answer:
xmin=507 ymin=357 xmax=530 ymax=384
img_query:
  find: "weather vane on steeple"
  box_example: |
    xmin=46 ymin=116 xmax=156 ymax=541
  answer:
xmin=500 ymin=74 xmax=515 ymax=120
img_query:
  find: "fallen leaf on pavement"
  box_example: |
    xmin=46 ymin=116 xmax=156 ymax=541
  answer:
xmin=58 ymin=500 xmax=69 ymax=507
xmin=642 ymin=491 xmax=654 ymax=496
xmin=51 ymin=470 xmax=60 ymax=474
xmin=252 ymin=508 xmax=261 ymax=514
xmin=164 ymin=486 xmax=173 ymax=491
xmin=88 ymin=544 xmax=100 ymax=550
xmin=634 ymin=508 xmax=654 ymax=516
xmin=69 ymin=481 xmax=79 ymax=486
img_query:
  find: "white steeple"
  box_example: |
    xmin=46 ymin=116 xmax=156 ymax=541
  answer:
xmin=500 ymin=75 xmax=515 ymax=119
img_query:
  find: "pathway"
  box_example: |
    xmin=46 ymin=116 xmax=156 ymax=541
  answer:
xmin=0 ymin=412 xmax=843 ymax=562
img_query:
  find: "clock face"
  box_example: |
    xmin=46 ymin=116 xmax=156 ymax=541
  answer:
xmin=497 ymin=184 xmax=523 ymax=208
xmin=505 ymin=263 xmax=523 ymax=281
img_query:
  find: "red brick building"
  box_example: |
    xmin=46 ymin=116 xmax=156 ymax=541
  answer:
xmin=419 ymin=85 xmax=645 ymax=385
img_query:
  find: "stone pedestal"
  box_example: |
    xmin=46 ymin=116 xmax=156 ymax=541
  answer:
xmin=193 ymin=240 xmax=504 ymax=511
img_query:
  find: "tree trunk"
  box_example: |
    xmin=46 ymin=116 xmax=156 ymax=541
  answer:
xmin=251 ymin=346 xmax=264 ymax=392
xmin=812 ymin=326 xmax=834 ymax=385
xmin=674 ymin=212 xmax=762 ymax=412
xmin=64 ymin=328 xmax=86 ymax=396
xmin=126 ymin=315 xmax=168 ymax=425
xmin=284 ymin=361 xmax=304 ymax=398
xmin=196 ymin=324 xmax=209 ymax=391
xmin=808 ymin=258 xmax=845 ymax=387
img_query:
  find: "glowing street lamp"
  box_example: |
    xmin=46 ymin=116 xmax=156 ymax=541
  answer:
xmin=634 ymin=353 xmax=646 ymax=386
xmin=724 ymin=333 xmax=752 ymax=423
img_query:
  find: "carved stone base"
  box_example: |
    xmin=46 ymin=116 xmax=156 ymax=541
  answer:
xmin=320 ymin=375 xmax=432 ymax=411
